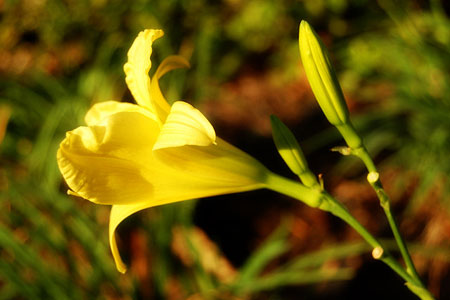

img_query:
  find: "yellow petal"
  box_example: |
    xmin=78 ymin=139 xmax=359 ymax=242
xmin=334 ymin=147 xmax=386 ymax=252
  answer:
xmin=150 ymin=55 xmax=191 ymax=120
xmin=57 ymin=110 xmax=161 ymax=205
xmin=154 ymin=55 xmax=190 ymax=80
xmin=123 ymin=29 xmax=164 ymax=115
xmin=153 ymin=101 xmax=216 ymax=150
xmin=84 ymin=101 xmax=158 ymax=126
xmin=109 ymin=203 xmax=150 ymax=273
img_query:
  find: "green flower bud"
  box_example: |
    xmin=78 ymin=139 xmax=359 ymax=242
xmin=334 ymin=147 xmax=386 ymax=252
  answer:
xmin=298 ymin=20 xmax=349 ymax=126
xmin=270 ymin=115 xmax=318 ymax=187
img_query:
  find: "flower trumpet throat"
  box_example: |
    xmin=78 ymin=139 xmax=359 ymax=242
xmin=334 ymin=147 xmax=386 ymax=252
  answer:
xmin=57 ymin=29 xmax=271 ymax=273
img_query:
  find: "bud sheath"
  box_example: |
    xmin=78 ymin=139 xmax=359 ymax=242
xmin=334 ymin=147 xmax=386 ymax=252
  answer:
xmin=299 ymin=20 xmax=349 ymax=126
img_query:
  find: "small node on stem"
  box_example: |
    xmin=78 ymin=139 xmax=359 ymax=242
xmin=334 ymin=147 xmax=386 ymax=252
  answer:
xmin=367 ymin=171 xmax=379 ymax=184
xmin=372 ymin=246 xmax=384 ymax=259
xmin=318 ymin=173 xmax=324 ymax=190
xmin=331 ymin=146 xmax=352 ymax=156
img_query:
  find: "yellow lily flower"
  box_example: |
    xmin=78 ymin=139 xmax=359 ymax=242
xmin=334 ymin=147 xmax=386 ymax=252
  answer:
xmin=57 ymin=29 xmax=270 ymax=273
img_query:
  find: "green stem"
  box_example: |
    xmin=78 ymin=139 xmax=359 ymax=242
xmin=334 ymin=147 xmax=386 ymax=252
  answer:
xmin=336 ymin=123 xmax=363 ymax=149
xmin=352 ymin=147 xmax=423 ymax=286
xmin=335 ymin=120 xmax=424 ymax=289
xmin=265 ymin=173 xmax=323 ymax=209
xmin=322 ymin=194 xmax=414 ymax=284
xmin=336 ymin=121 xmax=434 ymax=298
xmin=352 ymin=146 xmax=377 ymax=173
xmin=265 ymin=173 xmax=435 ymax=300
xmin=298 ymin=170 xmax=320 ymax=189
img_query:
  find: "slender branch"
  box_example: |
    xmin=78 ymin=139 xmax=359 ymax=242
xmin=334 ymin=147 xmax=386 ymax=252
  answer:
xmin=353 ymin=146 xmax=423 ymax=286
xmin=334 ymin=122 xmax=434 ymax=298
xmin=265 ymin=172 xmax=435 ymax=300
xmin=335 ymin=121 xmax=423 ymax=286
xmin=265 ymin=173 xmax=414 ymax=284
xmin=323 ymin=194 xmax=415 ymax=284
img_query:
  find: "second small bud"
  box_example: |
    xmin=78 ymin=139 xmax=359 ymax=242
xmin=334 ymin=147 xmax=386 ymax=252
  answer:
xmin=270 ymin=115 xmax=318 ymax=188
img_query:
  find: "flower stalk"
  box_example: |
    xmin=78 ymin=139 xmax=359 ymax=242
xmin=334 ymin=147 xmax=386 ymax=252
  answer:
xmin=265 ymin=174 xmax=412 ymax=284
xmin=266 ymin=173 xmax=435 ymax=300
xmin=298 ymin=20 xmax=433 ymax=299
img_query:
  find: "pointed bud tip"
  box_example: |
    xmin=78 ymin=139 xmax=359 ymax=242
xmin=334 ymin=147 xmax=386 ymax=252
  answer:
xmin=299 ymin=20 xmax=309 ymax=42
xmin=299 ymin=20 xmax=315 ymax=39
xmin=299 ymin=20 xmax=309 ymax=30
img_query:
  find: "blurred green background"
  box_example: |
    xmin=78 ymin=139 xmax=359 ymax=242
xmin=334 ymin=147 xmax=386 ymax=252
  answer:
xmin=1 ymin=0 xmax=449 ymax=299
